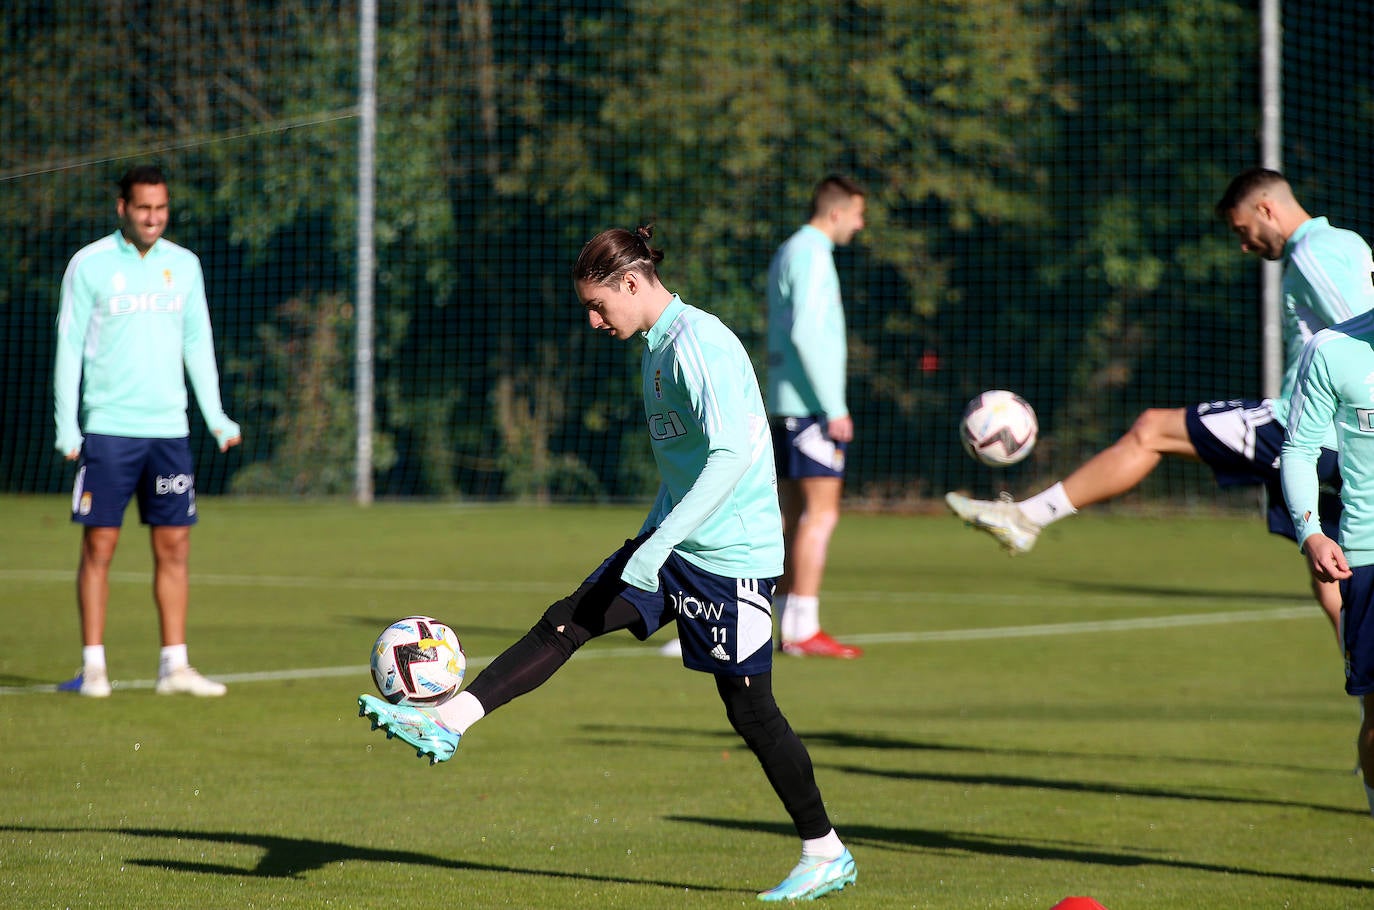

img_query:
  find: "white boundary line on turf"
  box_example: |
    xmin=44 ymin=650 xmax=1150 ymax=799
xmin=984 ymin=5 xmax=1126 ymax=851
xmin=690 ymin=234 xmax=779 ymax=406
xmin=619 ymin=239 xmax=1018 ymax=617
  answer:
xmin=0 ymin=604 xmax=1313 ymax=696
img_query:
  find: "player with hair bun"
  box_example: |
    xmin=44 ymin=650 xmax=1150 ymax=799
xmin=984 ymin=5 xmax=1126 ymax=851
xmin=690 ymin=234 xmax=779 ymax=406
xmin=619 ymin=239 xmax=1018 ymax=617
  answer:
xmin=360 ymin=224 xmax=857 ymax=902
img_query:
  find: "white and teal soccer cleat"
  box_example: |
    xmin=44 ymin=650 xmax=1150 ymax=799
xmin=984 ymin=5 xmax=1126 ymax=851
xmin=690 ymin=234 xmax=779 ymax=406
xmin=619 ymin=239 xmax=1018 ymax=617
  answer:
xmin=357 ymin=694 xmax=460 ymax=765
xmin=944 ymin=491 xmax=1040 ymax=555
xmin=757 ymin=849 xmax=857 ymax=902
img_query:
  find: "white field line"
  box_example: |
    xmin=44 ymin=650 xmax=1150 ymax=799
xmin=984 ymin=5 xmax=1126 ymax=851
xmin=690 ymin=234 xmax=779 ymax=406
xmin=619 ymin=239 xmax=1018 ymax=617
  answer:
xmin=0 ymin=600 xmax=1313 ymax=696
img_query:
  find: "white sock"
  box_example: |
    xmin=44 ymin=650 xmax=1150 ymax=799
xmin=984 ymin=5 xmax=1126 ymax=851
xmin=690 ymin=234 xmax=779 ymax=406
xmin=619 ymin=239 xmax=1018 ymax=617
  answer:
xmin=1018 ymin=482 xmax=1077 ymax=528
xmin=801 ymin=828 xmax=845 ymax=861
xmin=435 ymin=690 xmax=486 ymax=735
xmin=82 ymin=645 xmax=107 ymax=672
xmin=159 ymin=644 xmax=189 ymax=677
xmin=784 ymin=595 xmax=820 ymax=643
xmin=776 ymin=594 xmax=794 ymax=641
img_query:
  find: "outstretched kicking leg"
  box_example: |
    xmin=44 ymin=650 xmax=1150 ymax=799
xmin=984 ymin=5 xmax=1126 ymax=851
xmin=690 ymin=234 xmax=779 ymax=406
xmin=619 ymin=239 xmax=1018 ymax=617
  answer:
xmin=946 ymin=407 xmax=1194 ymax=555
xmin=360 ymin=569 xmax=644 ymax=763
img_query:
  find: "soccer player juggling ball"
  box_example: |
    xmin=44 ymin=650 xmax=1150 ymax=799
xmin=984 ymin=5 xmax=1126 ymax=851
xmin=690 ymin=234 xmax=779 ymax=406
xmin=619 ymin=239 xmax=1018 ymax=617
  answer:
xmin=53 ymin=165 xmax=240 ymax=698
xmin=359 ymin=225 xmax=857 ymax=902
xmin=947 ymin=168 xmax=1374 ymax=639
xmin=1281 ymin=312 xmax=1374 ymax=821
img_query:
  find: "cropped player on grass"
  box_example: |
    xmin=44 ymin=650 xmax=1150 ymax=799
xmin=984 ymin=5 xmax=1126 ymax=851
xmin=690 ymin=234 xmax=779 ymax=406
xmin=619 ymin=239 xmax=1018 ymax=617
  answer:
xmin=359 ymin=225 xmax=856 ymax=902
xmin=946 ymin=168 xmax=1374 ymax=637
xmin=1280 ymin=311 xmax=1374 ymax=820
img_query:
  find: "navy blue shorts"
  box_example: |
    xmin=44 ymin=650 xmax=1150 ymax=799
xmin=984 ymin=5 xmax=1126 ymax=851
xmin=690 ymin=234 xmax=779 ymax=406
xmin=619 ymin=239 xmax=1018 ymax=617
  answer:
xmin=584 ymin=536 xmax=776 ymax=676
xmin=1339 ymin=565 xmax=1374 ymax=696
xmin=771 ymin=416 xmax=847 ymax=480
xmin=71 ymin=434 xmax=198 ymax=528
xmin=1184 ymin=399 xmax=1341 ymax=542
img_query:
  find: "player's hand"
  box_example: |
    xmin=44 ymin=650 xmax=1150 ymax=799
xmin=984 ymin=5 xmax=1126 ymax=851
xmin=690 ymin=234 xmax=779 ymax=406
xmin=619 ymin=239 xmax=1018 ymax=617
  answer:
xmin=64 ymin=449 xmax=80 ymax=462
xmin=1303 ymin=534 xmax=1352 ymax=583
xmin=214 ymin=418 xmax=243 ymax=453
xmin=826 ymin=414 xmax=854 ymax=443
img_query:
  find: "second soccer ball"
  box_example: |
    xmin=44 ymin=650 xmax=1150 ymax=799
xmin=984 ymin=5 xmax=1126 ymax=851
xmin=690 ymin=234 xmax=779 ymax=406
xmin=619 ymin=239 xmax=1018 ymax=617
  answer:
xmin=960 ymin=390 xmax=1038 ymax=466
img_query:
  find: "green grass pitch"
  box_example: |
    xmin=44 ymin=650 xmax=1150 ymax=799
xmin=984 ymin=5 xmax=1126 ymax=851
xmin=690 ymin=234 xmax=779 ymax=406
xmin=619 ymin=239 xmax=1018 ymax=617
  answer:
xmin=0 ymin=494 xmax=1368 ymax=908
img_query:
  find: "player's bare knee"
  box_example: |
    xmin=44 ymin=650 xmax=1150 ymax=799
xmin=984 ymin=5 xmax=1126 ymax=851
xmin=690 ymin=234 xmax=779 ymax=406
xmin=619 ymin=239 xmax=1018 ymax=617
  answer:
xmin=153 ymin=538 xmax=190 ymax=564
xmin=81 ymin=528 xmax=119 ymax=564
xmin=1124 ymin=408 xmax=1177 ymax=452
xmin=800 ymin=508 xmax=841 ymax=537
xmin=80 ymin=544 xmax=116 ymax=567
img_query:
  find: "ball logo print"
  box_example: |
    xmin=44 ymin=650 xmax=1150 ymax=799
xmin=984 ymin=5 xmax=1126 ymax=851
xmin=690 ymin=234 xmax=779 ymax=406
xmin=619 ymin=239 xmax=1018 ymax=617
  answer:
xmin=960 ymin=390 xmax=1038 ymax=466
xmin=370 ymin=616 xmax=466 ymax=706
xmin=393 ymin=631 xmax=441 ymax=694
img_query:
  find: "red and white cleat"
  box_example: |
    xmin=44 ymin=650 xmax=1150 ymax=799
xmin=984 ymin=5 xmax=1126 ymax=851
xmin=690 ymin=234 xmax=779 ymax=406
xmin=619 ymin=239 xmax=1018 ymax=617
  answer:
xmin=781 ymin=630 xmax=863 ymax=659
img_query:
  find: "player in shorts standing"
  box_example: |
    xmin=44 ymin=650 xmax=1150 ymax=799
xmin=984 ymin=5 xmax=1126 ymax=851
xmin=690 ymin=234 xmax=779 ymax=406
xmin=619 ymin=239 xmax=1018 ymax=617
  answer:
xmin=358 ymin=226 xmax=857 ymax=901
xmin=53 ymin=165 xmax=241 ymax=697
xmin=1280 ymin=310 xmax=1374 ymax=819
xmin=946 ymin=168 xmax=1374 ymax=636
xmin=766 ymin=175 xmax=866 ymax=658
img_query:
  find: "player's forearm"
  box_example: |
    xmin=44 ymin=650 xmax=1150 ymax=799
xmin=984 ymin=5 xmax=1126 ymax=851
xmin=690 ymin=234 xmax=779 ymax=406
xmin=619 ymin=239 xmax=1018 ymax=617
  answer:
xmin=792 ymin=347 xmax=846 ymax=418
xmin=623 ymin=445 xmax=750 ymax=590
xmin=1280 ymin=439 xmax=1325 ymax=547
xmin=53 ymin=341 xmax=85 ymax=452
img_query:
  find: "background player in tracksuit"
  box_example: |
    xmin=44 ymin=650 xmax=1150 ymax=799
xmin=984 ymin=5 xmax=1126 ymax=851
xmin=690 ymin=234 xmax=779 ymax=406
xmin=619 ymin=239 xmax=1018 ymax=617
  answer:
xmin=358 ymin=225 xmax=857 ymax=902
xmin=766 ymin=175 xmax=866 ymax=659
xmin=53 ymin=164 xmax=240 ymax=698
xmin=1281 ymin=309 xmax=1374 ymax=821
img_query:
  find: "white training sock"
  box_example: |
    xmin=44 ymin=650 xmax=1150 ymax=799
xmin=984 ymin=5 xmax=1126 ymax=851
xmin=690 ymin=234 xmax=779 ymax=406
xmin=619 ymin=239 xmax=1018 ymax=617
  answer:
xmin=1018 ymin=482 xmax=1077 ymax=528
xmin=82 ymin=645 xmax=107 ymax=672
xmin=801 ymin=828 xmax=845 ymax=862
xmin=159 ymin=644 xmax=189 ymax=677
xmin=775 ymin=594 xmax=793 ymax=641
xmin=784 ymin=595 xmax=820 ymax=643
xmin=435 ymin=690 xmax=486 ymax=735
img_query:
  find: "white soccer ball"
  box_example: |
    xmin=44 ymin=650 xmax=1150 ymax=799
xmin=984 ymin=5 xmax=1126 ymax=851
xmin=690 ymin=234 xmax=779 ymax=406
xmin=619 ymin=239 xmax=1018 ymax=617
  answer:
xmin=960 ymin=390 xmax=1038 ymax=466
xmin=370 ymin=616 xmax=467 ymax=706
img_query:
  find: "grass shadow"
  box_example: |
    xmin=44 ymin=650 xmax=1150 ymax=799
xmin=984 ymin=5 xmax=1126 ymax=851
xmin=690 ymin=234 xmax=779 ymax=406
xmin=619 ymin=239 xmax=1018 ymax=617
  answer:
xmin=579 ymin=724 xmax=1344 ymax=777
xmin=825 ymin=763 xmax=1366 ymax=818
xmin=1 ymin=824 xmax=738 ymax=893
xmin=667 ymin=816 xmax=1373 ymax=891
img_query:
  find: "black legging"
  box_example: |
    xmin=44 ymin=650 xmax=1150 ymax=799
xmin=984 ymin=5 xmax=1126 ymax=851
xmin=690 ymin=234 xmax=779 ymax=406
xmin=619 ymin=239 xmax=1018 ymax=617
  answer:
xmin=464 ymin=578 xmax=834 ymax=840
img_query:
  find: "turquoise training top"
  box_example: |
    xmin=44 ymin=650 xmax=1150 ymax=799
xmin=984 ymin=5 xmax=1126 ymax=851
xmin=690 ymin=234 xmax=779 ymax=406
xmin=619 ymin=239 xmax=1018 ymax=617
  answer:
xmin=1272 ymin=216 xmax=1374 ymax=434
xmin=1283 ymin=310 xmax=1374 ymax=566
xmin=54 ymin=230 xmax=238 ymax=455
xmin=623 ymin=296 xmax=785 ymax=591
xmin=766 ymin=224 xmax=848 ymax=420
